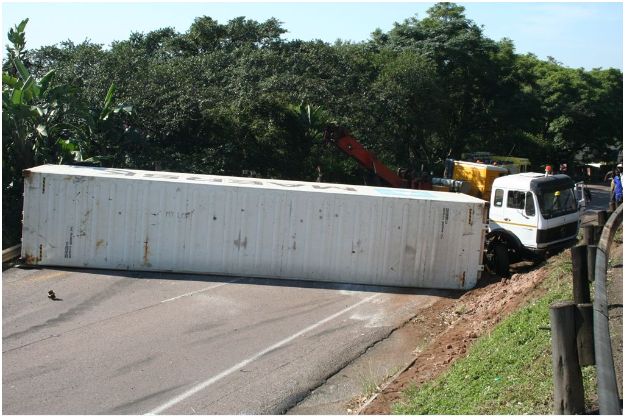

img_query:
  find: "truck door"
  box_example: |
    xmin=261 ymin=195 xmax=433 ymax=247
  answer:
xmin=489 ymin=188 xmax=505 ymax=227
xmin=490 ymin=188 xmax=538 ymax=248
xmin=503 ymin=190 xmax=538 ymax=248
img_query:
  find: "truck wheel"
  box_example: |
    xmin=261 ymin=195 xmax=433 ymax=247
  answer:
xmin=530 ymin=252 xmax=546 ymax=266
xmin=493 ymin=243 xmax=510 ymax=278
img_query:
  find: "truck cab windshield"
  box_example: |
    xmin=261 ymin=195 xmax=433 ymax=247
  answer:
xmin=537 ymin=188 xmax=577 ymax=219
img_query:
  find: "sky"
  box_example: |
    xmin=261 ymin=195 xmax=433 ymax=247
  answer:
xmin=2 ymin=1 xmax=623 ymax=70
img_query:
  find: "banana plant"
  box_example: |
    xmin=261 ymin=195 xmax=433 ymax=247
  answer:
xmin=3 ymin=19 xmax=133 ymax=170
xmin=3 ymin=19 xmax=133 ymax=247
xmin=3 ymin=19 xmax=71 ymax=169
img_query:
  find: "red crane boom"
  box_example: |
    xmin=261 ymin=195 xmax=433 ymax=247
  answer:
xmin=323 ymin=125 xmax=431 ymax=189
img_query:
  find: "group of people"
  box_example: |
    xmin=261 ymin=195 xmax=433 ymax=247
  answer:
xmin=546 ymin=163 xmax=622 ymax=207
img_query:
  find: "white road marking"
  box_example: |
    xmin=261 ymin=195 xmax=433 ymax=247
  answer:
xmin=160 ymin=279 xmax=240 ymax=303
xmin=146 ymin=293 xmax=379 ymax=415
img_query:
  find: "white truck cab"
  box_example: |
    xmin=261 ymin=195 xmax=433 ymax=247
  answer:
xmin=486 ymin=173 xmax=580 ymax=276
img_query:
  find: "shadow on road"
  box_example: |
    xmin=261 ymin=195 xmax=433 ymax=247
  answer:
xmin=10 ymin=264 xmax=463 ymax=300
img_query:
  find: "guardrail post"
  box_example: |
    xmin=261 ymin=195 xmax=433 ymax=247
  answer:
xmin=586 ymin=245 xmax=597 ymax=282
xmin=575 ymin=303 xmax=595 ymax=366
xmin=582 ymin=224 xmax=604 ymax=247
xmin=550 ymin=301 xmax=586 ymax=414
xmin=571 ymin=245 xmax=591 ymax=304
xmin=582 ymin=225 xmax=595 ymax=245
xmin=593 ymin=225 xmax=603 ymax=245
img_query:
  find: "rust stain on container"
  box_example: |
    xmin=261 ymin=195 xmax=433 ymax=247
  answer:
xmin=24 ymin=253 xmax=38 ymax=264
xmin=143 ymin=238 xmax=150 ymax=265
xmin=96 ymin=239 xmax=105 ymax=249
xmin=459 ymin=271 xmax=466 ymax=287
xmin=234 ymin=232 xmax=248 ymax=250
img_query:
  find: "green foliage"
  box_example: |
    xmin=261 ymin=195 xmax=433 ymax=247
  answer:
xmin=2 ymin=19 xmax=131 ymax=246
xmin=392 ymin=251 xmax=597 ymax=415
xmin=23 ymin=3 xmax=621 ymax=178
xmin=371 ymin=51 xmax=443 ymax=166
xmin=4 ymin=3 xmax=623 ymax=244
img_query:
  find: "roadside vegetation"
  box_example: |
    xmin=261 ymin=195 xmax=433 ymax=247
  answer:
xmin=392 ymin=250 xmax=598 ymax=414
xmin=3 ymin=3 xmax=623 ymax=247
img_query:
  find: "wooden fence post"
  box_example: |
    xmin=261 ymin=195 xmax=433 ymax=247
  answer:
xmin=582 ymin=225 xmax=595 ymax=246
xmin=586 ymin=245 xmax=597 ymax=282
xmin=575 ymin=303 xmax=595 ymax=366
xmin=571 ymin=245 xmax=591 ymax=304
xmin=550 ymin=301 xmax=585 ymax=414
xmin=593 ymin=225 xmax=603 ymax=246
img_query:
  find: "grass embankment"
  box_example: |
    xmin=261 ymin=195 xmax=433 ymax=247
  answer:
xmin=393 ymin=250 xmax=597 ymax=415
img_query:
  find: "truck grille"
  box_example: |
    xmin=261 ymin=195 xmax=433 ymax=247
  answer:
xmin=536 ymin=222 xmax=578 ymax=244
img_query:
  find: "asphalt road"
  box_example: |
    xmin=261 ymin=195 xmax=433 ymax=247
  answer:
xmin=581 ymin=184 xmax=611 ymax=225
xmin=2 ymin=267 xmax=449 ymax=414
xmin=3 ymin=184 xmax=611 ymax=415
xmin=588 ymin=183 xmax=612 ymax=208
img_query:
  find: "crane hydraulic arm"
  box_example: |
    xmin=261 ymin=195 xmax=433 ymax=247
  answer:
xmin=322 ymin=125 xmax=431 ymax=189
xmin=323 ymin=125 xmax=405 ymax=187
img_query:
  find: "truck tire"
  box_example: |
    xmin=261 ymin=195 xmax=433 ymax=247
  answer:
xmin=530 ymin=251 xmax=546 ymax=266
xmin=493 ymin=243 xmax=510 ymax=278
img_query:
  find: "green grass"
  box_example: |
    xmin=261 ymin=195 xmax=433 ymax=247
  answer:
xmin=360 ymin=365 xmax=402 ymax=398
xmin=392 ymin=251 xmax=597 ymax=415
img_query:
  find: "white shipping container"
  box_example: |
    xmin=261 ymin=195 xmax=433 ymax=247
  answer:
xmin=21 ymin=165 xmax=487 ymax=289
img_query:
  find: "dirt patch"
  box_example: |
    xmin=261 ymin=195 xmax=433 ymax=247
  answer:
xmin=359 ymin=265 xmax=549 ymax=414
xmin=352 ymin=189 xmax=617 ymax=415
xmin=360 ymin=228 xmax=623 ymax=415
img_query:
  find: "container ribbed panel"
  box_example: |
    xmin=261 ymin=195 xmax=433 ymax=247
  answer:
xmin=22 ymin=165 xmax=487 ymax=289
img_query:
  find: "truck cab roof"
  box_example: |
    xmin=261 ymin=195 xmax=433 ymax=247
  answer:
xmin=492 ymin=173 xmax=574 ymax=194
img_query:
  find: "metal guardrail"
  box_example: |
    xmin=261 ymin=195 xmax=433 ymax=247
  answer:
xmin=593 ymin=204 xmax=623 ymax=414
xmin=2 ymin=244 xmax=21 ymax=263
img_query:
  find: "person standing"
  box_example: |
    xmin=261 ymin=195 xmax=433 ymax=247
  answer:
xmin=613 ymin=168 xmax=623 ymax=205
xmin=315 ymin=165 xmax=323 ymax=182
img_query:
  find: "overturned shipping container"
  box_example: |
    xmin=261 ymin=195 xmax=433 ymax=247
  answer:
xmin=21 ymin=165 xmax=487 ymax=289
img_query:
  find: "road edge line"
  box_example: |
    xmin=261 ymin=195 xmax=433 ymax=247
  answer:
xmin=146 ymin=293 xmax=378 ymax=415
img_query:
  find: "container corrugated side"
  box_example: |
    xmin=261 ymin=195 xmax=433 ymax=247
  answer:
xmin=21 ymin=165 xmax=487 ymax=289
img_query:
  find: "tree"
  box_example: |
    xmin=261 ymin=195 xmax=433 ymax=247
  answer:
xmin=2 ymin=19 xmax=132 ymax=246
xmin=370 ymin=50 xmax=444 ymax=167
xmin=13 ymin=6 xmax=622 ymax=191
